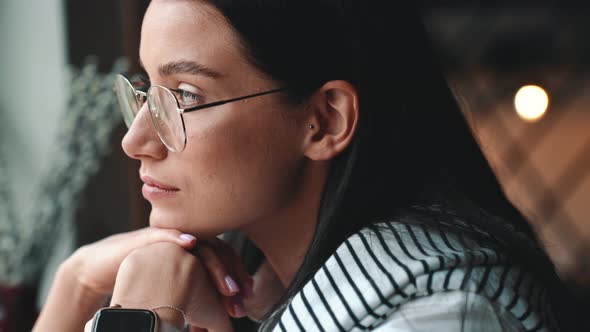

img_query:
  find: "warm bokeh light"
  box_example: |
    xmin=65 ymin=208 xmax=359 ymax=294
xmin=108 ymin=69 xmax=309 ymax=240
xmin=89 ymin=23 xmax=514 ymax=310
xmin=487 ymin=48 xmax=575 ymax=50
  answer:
xmin=514 ymin=85 xmax=549 ymax=122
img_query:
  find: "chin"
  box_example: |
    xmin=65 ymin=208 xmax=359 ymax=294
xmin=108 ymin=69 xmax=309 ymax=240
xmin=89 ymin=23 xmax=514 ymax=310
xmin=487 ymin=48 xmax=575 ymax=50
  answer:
xmin=148 ymin=208 xmax=226 ymax=238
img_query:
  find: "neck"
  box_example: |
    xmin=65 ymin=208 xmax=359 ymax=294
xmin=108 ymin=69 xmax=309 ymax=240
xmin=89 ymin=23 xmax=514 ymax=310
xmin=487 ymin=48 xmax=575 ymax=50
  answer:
xmin=242 ymin=161 xmax=329 ymax=288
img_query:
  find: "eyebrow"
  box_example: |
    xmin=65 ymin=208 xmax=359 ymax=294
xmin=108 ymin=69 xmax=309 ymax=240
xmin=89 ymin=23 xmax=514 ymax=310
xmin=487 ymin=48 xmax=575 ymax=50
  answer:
xmin=139 ymin=59 xmax=223 ymax=79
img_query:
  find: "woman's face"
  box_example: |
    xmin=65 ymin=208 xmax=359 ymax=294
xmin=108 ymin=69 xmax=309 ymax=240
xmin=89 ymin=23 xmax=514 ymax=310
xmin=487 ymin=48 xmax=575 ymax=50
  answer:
xmin=122 ymin=0 xmax=308 ymax=237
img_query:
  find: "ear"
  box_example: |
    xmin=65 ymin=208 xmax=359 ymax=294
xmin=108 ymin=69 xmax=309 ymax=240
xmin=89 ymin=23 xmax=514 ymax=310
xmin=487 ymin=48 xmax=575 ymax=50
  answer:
xmin=302 ymin=80 xmax=359 ymax=161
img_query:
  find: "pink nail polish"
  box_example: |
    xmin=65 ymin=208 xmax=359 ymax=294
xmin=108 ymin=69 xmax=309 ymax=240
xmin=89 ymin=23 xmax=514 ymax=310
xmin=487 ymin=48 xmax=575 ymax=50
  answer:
xmin=225 ymin=275 xmax=240 ymax=294
xmin=180 ymin=234 xmax=196 ymax=244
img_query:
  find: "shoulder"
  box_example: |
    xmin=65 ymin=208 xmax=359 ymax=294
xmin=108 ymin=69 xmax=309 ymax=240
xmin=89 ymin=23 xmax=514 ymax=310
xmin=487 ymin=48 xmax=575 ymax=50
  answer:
xmin=372 ymin=290 xmax=524 ymax=332
xmin=276 ymin=221 xmax=555 ymax=331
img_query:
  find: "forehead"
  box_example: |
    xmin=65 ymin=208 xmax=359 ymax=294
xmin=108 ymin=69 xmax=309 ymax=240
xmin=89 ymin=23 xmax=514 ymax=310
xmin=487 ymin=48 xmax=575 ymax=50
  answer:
xmin=139 ymin=0 xmax=240 ymax=78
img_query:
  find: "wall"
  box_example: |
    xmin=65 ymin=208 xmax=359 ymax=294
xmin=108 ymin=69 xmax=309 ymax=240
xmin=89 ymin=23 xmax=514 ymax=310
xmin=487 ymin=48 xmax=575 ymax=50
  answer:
xmin=0 ymin=0 xmax=67 ymax=222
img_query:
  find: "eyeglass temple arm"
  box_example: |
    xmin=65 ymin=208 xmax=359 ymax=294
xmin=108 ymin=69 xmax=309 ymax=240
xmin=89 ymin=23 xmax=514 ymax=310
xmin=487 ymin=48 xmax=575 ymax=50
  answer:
xmin=181 ymin=87 xmax=287 ymax=113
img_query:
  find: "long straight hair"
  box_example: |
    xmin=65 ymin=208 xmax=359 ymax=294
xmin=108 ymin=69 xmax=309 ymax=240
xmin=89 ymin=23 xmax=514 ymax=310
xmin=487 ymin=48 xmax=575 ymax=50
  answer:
xmin=202 ymin=1 xmax=586 ymax=330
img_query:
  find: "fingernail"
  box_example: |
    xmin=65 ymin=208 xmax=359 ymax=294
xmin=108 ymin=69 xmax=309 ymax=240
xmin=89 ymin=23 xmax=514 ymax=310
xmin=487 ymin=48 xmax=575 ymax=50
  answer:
xmin=225 ymin=275 xmax=240 ymax=294
xmin=233 ymin=303 xmax=246 ymax=318
xmin=180 ymin=234 xmax=196 ymax=244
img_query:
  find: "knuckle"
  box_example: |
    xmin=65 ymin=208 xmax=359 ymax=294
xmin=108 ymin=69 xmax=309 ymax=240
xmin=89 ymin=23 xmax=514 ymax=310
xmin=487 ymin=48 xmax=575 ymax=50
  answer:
xmin=119 ymin=249 xmax=145 ymax=273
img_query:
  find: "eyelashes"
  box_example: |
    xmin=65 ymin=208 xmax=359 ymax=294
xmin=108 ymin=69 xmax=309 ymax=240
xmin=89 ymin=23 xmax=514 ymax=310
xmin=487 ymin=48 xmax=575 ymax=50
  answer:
xmin=172 ymin=88 xmax=205 ymax=108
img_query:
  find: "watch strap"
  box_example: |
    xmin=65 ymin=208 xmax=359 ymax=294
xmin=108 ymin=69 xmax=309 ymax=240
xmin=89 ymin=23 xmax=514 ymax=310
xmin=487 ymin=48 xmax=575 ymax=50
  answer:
xmin=151 ymin=305 xmax=188 ymax=332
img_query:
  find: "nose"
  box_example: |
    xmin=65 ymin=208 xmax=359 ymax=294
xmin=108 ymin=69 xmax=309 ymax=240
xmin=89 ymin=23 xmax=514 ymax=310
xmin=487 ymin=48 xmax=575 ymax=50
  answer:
xmin=121 ymin=103 xmax=168 ymax=161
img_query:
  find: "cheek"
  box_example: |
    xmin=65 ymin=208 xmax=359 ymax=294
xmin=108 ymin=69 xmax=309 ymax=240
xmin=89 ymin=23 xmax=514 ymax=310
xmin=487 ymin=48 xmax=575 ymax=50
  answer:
xmin=168 ymin=110 xmax=303 ymax=233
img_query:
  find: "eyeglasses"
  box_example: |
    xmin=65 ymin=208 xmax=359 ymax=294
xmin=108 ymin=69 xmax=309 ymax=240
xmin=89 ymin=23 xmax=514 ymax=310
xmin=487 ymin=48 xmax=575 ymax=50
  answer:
xmin=113 ymin=74 xmax=286 ymax=152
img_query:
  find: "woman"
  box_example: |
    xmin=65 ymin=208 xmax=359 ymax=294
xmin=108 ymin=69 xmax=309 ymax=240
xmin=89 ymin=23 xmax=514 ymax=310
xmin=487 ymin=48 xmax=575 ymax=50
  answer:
xmin=33 ymin=0 xmax=582 ymax=331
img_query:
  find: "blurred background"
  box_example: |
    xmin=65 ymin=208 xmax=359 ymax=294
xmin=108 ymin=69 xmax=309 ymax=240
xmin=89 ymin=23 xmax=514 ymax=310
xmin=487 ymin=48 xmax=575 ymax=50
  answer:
xmin=0 ymin=1 xmax=588 ymax=331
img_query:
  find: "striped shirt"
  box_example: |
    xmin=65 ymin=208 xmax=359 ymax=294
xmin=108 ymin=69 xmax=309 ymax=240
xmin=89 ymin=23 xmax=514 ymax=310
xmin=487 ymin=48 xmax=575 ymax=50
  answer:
xmin=272 ymin=221 xmax=555 ymax=331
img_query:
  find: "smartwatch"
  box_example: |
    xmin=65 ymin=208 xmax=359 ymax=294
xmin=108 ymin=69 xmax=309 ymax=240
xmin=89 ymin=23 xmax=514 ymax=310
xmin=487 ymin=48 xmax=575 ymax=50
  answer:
xmin=91 ymin=307 xmax=184 ymax=332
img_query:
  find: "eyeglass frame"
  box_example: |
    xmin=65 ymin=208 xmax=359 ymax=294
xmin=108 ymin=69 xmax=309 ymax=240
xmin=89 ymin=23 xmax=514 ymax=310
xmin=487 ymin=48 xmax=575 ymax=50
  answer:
xmin=115 ymin=73 xmax=287 ymax=152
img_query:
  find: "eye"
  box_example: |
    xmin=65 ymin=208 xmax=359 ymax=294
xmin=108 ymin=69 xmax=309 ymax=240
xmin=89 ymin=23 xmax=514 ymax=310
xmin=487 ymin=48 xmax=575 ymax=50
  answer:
xmin=173 ymin=84 xmax=205 ymax=109
xmin=179 ymin=89 xmax=203 ymax=106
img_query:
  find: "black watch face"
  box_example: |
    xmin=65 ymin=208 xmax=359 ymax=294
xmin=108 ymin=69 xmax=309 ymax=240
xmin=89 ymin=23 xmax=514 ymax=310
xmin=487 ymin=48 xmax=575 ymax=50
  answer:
xmin=93 ymin=308 xmax=156 ymax=332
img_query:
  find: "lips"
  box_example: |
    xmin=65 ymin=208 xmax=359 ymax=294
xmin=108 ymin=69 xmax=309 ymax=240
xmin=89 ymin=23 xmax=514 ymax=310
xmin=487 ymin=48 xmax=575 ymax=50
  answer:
xmin=141 ymin=175 xmax=179 ymax=191
xmin=141 ymin=175 xmax=180 ymax=200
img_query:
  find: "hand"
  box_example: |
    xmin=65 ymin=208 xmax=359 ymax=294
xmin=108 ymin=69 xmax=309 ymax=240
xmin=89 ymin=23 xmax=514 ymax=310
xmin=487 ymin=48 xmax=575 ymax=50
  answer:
xmin=243 ymin=259 xmax=285 ymax=321
xmin=109 ymin=242 xmax=236 ymax=331
xmin=76 ymin=231 xmax=268 ymax=331
xmin=66 ymin=227 xmax=199 ymax=297
xmin=33 ymin=227 xmax=198 ymax=332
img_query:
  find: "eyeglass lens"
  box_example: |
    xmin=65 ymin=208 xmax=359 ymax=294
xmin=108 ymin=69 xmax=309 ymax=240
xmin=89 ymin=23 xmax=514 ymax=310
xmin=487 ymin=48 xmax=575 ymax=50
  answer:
xmin=114 ymin=75 xmax=141 ymax=128
xmin=147 ymin=86 xmax=186 ymax=152
xmin=114 ymin=75 xmax=187 ymax=152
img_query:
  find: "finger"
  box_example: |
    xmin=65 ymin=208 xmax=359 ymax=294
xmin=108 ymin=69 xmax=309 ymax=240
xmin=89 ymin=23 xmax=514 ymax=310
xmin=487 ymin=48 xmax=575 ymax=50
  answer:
xmin=209 ymin=238 xmax=254 ymax=298
xmin=222 ymin=294 xmax=247 ymax=319
xmin=197 ymin=244 xmax=240 ymax=297
xmin=221 ymin=295 xmax=234 ymax=317
xmin=137 ymin=227 xmax=198 ymax=249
